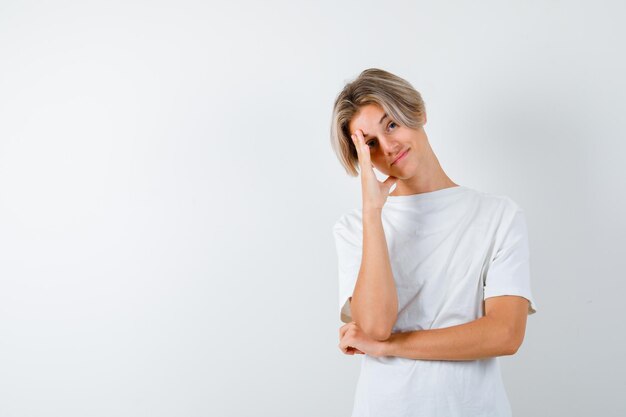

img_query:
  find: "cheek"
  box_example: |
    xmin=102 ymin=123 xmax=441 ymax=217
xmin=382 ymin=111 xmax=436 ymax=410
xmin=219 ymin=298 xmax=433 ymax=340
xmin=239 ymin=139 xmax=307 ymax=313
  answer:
xmin=371 ymin=154 xmax=387 ymax=172
xmin=373 ymin=162 xmax=389 ymax=174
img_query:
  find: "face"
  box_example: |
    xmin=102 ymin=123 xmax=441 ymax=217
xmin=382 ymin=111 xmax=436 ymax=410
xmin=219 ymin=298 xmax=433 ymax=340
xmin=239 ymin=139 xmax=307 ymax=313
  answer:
xmin=348 ymin=103 xmax=427 ymax=178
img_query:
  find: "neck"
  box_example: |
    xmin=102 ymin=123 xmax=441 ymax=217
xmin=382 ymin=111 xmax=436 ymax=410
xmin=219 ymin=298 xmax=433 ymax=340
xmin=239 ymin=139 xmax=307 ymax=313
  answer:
xmin=389 ymin=138 xmax=458 ymax=196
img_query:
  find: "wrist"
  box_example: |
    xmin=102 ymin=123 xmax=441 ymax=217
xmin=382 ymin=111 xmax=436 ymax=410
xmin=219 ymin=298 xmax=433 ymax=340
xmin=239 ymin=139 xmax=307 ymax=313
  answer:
xmin=378 ymin=334 xmax=397 ymax=357
xmin=363 ymin=206 xmax=382 ymax=216
xmin=362 ymin=208 xmax=383 ymax=225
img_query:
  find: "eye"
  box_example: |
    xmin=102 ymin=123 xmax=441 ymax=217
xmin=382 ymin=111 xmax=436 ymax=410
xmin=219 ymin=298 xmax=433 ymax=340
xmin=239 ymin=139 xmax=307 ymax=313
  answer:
xmin=388 ymin=121 xmax=397 ymax=130
xmin=366 ymin=140 xmax=376 ymax=148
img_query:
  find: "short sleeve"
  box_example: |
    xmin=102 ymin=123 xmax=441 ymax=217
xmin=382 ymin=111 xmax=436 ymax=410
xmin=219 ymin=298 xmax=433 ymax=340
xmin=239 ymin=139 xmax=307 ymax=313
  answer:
xmin=483 ymin=205 xmax=538 ymax=315
xmin=332 ymin=219 xmax=363 ymax=323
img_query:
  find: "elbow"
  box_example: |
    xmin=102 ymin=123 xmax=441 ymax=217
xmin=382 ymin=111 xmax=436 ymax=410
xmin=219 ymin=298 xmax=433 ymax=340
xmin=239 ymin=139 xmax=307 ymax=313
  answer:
xmin=506 ymin=338 xmax=524 ymax=355
xmin=356 ymin=316 xmax=395 ymax=341
xmin=361 ymin=324 xmax=393 ymax=342
xmin=504 ymin=329 xmax=525 ymax=356
xmin=504 ymin=342 xmax=520 ymax=356
xmin=351 ymin=310 xmax=394 ymax=341
xmin=350 ymin=299 xmax=397 ymax=342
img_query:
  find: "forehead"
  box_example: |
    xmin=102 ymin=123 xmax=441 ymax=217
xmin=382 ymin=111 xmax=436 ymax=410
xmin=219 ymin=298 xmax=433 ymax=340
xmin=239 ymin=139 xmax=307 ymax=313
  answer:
xmin=348 ymin=103 xmax=386 ymax=136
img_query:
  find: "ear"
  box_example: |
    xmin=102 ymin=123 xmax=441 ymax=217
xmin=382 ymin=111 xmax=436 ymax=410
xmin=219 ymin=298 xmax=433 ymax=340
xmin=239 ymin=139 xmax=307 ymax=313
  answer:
xmin=423 ymin=110 xmax=427 ymax=125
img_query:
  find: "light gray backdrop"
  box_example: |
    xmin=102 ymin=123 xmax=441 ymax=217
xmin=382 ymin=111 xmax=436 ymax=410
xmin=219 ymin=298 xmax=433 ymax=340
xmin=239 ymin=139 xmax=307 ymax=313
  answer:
xmin=1 ymin=1 xmax=624 ymax=416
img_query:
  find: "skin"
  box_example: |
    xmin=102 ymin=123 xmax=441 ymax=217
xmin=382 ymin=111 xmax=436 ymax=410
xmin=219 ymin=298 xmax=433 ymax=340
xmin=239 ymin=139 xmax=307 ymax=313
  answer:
xmin=339 ymin=295 xmax=530 ymax=360
xmin=348 ymin=103 xmax=458 ymax=202
xmin=338 ymin=103 xmax=529 ymax=359
xmin=342 ymin=103 xmax=459 ymax=342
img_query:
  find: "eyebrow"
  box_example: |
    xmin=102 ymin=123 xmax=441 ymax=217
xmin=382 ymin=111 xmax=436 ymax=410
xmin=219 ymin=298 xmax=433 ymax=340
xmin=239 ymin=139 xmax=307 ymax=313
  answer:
xmin=360 ymin=113 xmax=388 ymax=138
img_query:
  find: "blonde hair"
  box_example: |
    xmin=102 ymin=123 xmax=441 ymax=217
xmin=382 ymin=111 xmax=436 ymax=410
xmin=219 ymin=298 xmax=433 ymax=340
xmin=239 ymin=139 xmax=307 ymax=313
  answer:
xmin=330 ymin=68 xmax=426 ymax=176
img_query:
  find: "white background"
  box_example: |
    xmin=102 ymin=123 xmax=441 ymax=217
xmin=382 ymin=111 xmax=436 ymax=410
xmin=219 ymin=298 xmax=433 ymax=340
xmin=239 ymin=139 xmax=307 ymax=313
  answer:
xmin=1 ymin=1 xmax=624 ymax=416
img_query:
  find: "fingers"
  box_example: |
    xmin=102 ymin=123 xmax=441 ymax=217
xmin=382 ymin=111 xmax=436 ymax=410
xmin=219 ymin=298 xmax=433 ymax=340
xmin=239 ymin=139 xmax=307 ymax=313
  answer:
xmin=353 ymin=130 xmax=371 ymax=164
xmin=351 ymin=129 xmax=372 ymax=168
xmin=346 ymin=347 xmax=363 ymax=355
xmin=338 ymin=340 xmax=365 ymax=355
xmin=339 ymin=338 xmax=354 ymax=354
xmin=339 ymin=321 xmax=357 ymax=340
xmin=339 ymin=322 xmax=360 ymax=355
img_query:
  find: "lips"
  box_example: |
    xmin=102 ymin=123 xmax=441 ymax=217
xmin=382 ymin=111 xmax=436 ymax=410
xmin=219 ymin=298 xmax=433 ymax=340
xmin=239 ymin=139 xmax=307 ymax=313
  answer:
xmin=391 ymin=149 xmax=409 ymax=165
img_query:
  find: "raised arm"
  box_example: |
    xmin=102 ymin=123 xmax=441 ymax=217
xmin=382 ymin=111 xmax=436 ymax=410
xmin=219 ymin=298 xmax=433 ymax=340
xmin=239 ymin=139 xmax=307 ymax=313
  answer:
xmin=350 ymin=207 xmax=398 ymax=341
xmin=347 ymin=129 xmax=399 ymax=342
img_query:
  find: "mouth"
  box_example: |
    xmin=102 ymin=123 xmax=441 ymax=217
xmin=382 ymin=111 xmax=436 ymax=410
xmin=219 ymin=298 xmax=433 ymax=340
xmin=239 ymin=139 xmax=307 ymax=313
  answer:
xmin=391 ymin=149 xmax=409 ymax=165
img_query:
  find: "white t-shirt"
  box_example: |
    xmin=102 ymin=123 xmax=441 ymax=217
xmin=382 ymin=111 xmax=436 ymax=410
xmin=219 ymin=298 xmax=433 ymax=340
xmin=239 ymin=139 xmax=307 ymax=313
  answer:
xmin=333 ymin=185 xmax=537 ymax=417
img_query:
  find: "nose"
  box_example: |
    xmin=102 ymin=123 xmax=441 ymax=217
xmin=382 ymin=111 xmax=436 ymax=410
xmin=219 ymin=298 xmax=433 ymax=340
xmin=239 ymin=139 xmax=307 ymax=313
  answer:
xmin=377 ymin=134 xmax=402 ymax=155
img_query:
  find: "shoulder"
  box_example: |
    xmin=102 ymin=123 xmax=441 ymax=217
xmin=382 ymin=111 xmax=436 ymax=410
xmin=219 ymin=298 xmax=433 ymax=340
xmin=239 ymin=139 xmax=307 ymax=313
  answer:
xmin=468 ymin=187 xmax=524 ymax=216
xmin=332 ymin=208 xmax=363 ymax=247
xmin=472 ymin=190 xmax=529 ymax=248
xmin=332 ymin=208 xmax=363 ymax=232
xmin=461 ymin=187 xmax=526 ymax=238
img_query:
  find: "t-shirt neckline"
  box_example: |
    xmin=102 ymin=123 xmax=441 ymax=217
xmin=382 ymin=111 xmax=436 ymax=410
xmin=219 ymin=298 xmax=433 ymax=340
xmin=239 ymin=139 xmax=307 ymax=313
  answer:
xmin=386 ymin=185 xmax=468 ymax=203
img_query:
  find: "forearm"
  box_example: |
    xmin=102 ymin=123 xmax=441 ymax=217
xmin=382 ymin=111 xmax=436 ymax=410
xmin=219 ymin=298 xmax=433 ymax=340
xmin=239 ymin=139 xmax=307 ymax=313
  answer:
xmin=351 ymin=208 xmax=398 ymax=340
xmin=381 ymin=316 xmax=515 ymax=361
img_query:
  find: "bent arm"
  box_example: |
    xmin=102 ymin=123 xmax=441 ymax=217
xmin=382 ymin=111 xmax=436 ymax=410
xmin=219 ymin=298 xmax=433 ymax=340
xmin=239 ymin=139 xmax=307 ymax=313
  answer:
xmin=380 ymin=316 xmax=515 ymax=360
xmin=379 ymin=292 xmax=536 ymax=361
xmin=350 ymin=208 xmax=398 ymax=341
